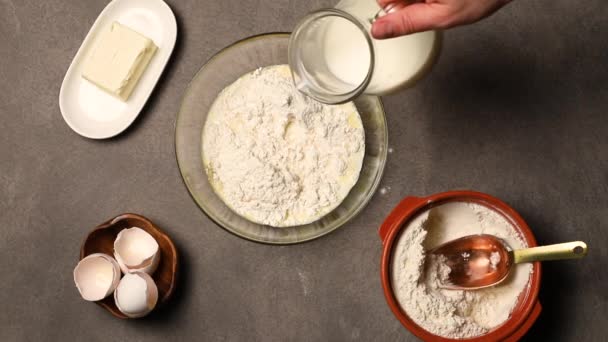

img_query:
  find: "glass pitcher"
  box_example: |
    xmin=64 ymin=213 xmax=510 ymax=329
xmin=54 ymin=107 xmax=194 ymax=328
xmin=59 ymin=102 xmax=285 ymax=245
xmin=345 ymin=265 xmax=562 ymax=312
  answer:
xmin=289 ymin=0 xmax=441 ymax=104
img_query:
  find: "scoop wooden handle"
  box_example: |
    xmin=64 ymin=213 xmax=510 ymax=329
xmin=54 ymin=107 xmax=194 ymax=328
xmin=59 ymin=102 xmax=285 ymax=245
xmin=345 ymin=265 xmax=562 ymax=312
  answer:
xmin=513 ymin=241 xmax=588 ymax=264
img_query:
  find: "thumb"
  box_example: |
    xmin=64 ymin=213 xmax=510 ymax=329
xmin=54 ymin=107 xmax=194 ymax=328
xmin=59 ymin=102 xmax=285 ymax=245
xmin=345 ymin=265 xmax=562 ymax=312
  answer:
xmin=372 ymin=3 xmax=441 ymax=39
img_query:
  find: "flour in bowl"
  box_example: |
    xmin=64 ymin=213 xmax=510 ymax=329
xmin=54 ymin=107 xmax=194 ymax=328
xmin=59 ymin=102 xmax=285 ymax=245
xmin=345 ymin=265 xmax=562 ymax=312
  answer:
xmin=391 ymin=202 xmax=533 ymax=339
xmin=202 ymin=65 xmax=365 ymax=227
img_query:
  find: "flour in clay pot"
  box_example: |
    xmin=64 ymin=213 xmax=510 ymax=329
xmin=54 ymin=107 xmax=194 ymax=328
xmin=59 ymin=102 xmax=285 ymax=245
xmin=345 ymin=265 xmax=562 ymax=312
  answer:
xmin=391 ymin=202 xmax=533 ymax=339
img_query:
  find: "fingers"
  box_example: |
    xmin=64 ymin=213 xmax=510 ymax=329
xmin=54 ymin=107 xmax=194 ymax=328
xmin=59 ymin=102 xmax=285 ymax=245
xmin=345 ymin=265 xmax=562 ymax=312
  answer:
xmin=377 ymin=0 xmax=418 ymax=8
xmin=377 ymin=0 xmax=395 ymax=8
xmin=371 ymin=3 xmax=442 ymax=39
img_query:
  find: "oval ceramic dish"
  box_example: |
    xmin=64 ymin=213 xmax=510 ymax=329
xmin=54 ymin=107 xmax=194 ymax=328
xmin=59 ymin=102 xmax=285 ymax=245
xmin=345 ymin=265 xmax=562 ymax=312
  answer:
xmin=379 ymin=191 xmax=542 ymax=342
xmin=80 ymin=213 xmax=178 ymax=319
xmin=59 ymin=0 xmax=177 ymax=139
xmin=175 ymin=33 xmax=388 ymax=244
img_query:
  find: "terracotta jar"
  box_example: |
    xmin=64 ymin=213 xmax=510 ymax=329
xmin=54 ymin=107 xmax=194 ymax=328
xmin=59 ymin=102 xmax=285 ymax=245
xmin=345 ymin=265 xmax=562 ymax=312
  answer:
xmin=379 ymin=191 xmax=541 ymax=341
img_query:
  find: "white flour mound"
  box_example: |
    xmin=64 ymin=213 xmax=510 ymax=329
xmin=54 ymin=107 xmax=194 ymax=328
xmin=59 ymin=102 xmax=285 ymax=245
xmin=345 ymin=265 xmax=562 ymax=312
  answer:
xmin=391 ymin=202 xmax=533 ymax=339
xmin=202 ymin=65 xmax=365 ymax=227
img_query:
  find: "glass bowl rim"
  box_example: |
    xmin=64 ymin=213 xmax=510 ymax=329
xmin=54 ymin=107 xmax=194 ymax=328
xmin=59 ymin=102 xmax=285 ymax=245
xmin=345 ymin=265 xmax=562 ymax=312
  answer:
xmin=174 ymin=32 xmax=388 ymax=245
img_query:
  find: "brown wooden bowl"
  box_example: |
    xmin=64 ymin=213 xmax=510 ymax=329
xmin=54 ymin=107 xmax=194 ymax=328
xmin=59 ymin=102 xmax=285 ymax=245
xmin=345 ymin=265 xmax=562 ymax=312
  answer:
xmin=80 ymin=213 xmax=179 ymax=319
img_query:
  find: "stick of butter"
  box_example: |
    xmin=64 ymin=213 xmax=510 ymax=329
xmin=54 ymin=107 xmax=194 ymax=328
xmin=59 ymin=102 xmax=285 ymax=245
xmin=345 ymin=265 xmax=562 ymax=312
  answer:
xmin=82 ymin=22 xmax=157 ymax=101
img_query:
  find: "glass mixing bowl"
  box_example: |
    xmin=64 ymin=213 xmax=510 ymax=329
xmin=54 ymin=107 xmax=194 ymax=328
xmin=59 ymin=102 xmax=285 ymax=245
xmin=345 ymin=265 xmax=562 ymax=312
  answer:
xmin=175 ymin=33 xmax=388 ymax=244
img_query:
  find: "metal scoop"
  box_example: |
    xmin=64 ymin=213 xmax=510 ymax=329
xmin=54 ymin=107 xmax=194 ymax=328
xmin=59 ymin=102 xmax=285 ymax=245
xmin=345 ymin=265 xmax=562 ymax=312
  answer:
xmin=429 ymin=234 xmax=588 ymax=290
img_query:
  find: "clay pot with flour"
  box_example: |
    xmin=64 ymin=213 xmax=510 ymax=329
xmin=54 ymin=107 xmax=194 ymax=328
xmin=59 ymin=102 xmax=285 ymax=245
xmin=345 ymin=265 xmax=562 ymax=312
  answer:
xmin=378 ymin=190 xmax=542 ymax=342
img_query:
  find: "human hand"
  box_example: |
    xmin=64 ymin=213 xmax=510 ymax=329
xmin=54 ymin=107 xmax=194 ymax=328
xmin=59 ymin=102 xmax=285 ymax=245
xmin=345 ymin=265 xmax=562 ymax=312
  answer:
xmin=371 ymin=0 xmax=513 ymax=39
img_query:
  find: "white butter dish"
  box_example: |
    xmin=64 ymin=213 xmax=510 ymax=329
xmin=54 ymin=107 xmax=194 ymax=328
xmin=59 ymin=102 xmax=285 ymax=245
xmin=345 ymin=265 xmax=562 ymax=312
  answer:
xmin=59 ymin=0 xmax=177 ymax=139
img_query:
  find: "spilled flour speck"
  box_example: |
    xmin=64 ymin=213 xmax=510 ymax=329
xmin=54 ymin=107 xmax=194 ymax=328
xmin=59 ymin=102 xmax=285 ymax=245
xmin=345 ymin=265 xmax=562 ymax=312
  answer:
xmin=297 ymin=269 xmax=311 ymax=296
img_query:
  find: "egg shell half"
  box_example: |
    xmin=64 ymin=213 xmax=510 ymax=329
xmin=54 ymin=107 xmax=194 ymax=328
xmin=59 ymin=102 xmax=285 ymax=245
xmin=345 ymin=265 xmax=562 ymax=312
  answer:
xmin=73 ymin=253 xmax=121 ymax=301
xmin=114 ymin=271 xmax=158 ymax=318
xmin=113 ymin=227 xmax=160 ymax=275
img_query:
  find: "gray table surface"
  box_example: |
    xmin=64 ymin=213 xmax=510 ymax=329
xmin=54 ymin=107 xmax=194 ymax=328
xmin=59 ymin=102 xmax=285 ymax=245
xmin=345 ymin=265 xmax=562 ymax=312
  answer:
xmin=1 ymin=0 xmax=607 ymax=341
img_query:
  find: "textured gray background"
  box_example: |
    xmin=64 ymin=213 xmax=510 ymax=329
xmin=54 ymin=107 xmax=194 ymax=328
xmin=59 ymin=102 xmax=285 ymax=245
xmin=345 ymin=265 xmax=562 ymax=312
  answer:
xmin=1 ymin=0 xmax=607 ymax=341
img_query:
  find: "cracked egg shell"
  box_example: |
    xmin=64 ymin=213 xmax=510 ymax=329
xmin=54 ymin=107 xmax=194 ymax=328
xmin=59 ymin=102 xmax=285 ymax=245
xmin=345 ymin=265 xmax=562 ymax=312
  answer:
xmin=114 ymin=272 xmax=158 ymax=318
xmin=74 ymin=253 xmax=121 ymax=301
xmin=114 ymin=227 xmax=160 ymax=275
